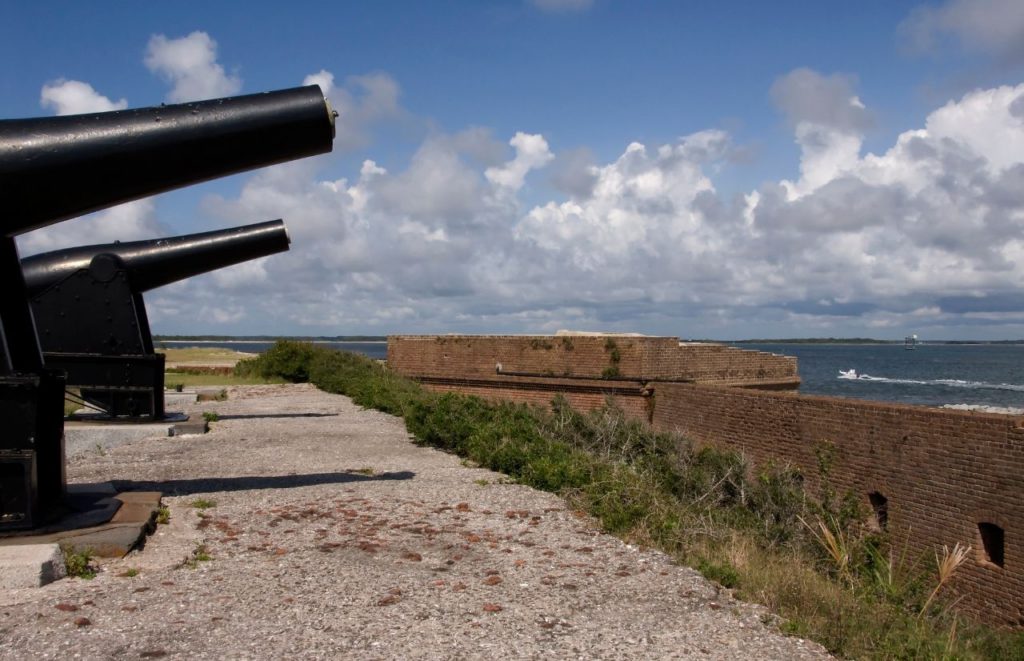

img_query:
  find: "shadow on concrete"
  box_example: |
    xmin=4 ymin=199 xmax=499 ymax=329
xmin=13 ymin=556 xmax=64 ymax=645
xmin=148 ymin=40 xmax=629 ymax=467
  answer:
xmin=111 ymin=470 xmax=415 ymax=496
xmin=215 ymin=413 xmax=340 ymax=420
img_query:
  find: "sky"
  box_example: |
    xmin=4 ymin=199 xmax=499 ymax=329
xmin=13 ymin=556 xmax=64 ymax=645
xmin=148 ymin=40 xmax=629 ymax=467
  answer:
xmin=4 ymin=0 xmax=1024 ymax=340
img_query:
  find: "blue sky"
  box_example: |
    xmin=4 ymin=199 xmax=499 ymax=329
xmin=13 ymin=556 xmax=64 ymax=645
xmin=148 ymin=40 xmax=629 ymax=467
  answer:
xmin=5 ymin=0 xmax=1024 ymax=339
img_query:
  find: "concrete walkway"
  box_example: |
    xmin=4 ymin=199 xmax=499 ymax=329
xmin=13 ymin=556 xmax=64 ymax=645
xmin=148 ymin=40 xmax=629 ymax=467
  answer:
xmin=0 ymin=383 xmax=830 ymax=659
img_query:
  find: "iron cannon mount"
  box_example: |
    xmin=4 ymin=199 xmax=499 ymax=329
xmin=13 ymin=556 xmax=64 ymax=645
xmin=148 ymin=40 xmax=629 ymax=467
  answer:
xmin=0 ymin=85 xmax=335 ymax=529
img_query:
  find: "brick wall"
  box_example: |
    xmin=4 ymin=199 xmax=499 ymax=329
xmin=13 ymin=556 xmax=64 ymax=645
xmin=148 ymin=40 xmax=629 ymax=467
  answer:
xmin=645 ymin=342 xmax=799 ymax=385
xmin=651 ymin=382 xmax=1024 ymax=625
xmin=386 ymin=333 xmax=1024 ymax=624
xmin=387 ymin=335 xmax=799 ymax=388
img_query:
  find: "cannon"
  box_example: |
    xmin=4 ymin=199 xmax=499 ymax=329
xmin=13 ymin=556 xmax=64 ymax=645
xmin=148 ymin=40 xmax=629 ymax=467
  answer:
xmin=22 ymin=220 xmax=292 ymax=419
xmin=0 ymin=85 xmax=336 ymax=529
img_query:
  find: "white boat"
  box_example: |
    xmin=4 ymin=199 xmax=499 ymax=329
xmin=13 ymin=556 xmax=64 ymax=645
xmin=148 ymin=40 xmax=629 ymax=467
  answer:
xmin=839 ymin=369 xmax=857 ymax=379
xmin=905 ymin=334 xmax=918 ymax=350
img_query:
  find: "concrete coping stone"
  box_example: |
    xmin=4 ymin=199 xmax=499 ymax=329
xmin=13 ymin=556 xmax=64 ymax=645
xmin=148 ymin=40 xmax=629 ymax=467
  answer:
xmin=0 ymin=543 xmax=66 ymax=589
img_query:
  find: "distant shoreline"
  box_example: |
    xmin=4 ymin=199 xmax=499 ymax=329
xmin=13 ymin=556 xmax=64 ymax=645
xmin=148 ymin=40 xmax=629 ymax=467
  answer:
xmin=159 ymin=339 xmax=386 ymax=344
xmin=153 ymin=335 xmax=1023 ymax=346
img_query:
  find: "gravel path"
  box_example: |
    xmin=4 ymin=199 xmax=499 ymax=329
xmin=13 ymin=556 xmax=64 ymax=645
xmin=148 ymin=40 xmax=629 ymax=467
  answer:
xmin=0 ymin=384 xmax=831 ymax=659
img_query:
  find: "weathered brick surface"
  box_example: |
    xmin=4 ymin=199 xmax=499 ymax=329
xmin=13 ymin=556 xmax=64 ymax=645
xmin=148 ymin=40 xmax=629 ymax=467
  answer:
xmin=387 ymin=335 xmax=799 ymax=388
xmin=650 ymin=382 xmax=1024 ymax=625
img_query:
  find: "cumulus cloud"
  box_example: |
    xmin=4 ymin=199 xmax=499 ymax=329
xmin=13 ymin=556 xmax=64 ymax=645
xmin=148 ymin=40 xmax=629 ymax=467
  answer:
xmin=144 ymin=31 xmax=242 ymax=102
xmin=549 ymin=147 xmax=599 ymax=199
xmin=148 ymin=71 xmax=1024 ymax=339
xmin=157 ymin=130 xmax=546 ymax=331
xmin=770 ymin=68 xmax=872 ymax=133
xmin=771 ymin=69 xmax=873 ymax=199
xmin=485 ymin=132 xmax=554 ymax=190
xmin=308 ymin=70 xmax=402 ymax=150
xmin=302 ymin=69 xmax=335 ymax=97
xmin=16 ymin=199 xmax=163 ymax=257
xmin=39 ymin=79 xmax=127 ymax=115
xmin=901 ymin=0 xmax=1024 ymax=60
xmin=21 ymin=81 xmax=160 ymax=255
xmin=529 ymin=0 xmax=594 ymax=13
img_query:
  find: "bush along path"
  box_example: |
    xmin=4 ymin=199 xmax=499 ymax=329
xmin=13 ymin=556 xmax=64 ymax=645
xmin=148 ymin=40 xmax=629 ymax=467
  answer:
xmin=237 ymin=341 xmax=1024 ymax=660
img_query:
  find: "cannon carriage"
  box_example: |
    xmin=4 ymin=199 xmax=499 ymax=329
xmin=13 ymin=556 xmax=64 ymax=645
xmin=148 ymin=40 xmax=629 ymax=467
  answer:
xmin=0 ymin=86 xmax=336 ymax=529
xmin=23 ymin=219 xmax=292 ymax=419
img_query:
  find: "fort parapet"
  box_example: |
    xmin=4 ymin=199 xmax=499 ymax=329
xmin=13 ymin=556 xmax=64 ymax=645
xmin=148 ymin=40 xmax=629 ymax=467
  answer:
xmin=387 ymin=333 xmax=1024 ymax=625
xmin=387 ymin=333 xmax=799 ymax=418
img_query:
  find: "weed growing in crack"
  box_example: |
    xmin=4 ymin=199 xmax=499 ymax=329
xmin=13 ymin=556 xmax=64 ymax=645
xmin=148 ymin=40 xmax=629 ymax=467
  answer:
xmin=180 ymin=544 xmax=213 ymax=569
xmin=61 ymin=545 xmax=96 ymax=579
xmin=191 ymin=498 xmax=216 ymax=510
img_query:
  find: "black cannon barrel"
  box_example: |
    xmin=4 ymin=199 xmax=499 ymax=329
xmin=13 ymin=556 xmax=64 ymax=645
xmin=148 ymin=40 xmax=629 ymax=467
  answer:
xmin=0 ymin=85 xmax=335 ymax=236
xmin=22 ymin=219 xmax=290 ymax=295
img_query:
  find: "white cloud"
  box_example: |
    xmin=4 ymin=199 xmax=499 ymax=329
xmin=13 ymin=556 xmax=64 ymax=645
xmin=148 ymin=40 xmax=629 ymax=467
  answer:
xmin=770 ymin=68 xmax=872 ymax=133
xmin=16 ymin=199 xmax=163 ymax=257
xmin=302 ymin=70 xmax=335 ymax=97
xmin=485 ymin=132 xmax=554 ymax=190
xmin=39 ymin=79 xmax=127 ymax=115
xmin=147 ymin=71 xmax=1024 ymax=339
xmin=308 ymin=70 xmax=403 ymax=150
xmin=549 ymin=147 xmax=599 ymax=198
xmin=771 ymin=69 xmax=873 ymax=198
xmin=901 ymin=0 xmax=1024 ymax=60
xmin=144 ymin=31 xmax=242 ymax=102
xmin=921 ymin=84 xmax=1024 ymax=171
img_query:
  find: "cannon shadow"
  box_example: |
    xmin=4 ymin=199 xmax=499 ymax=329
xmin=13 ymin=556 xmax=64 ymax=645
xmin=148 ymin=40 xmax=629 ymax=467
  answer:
xmin=109 ymin=470 xmax=415 ymax=497
xmin=213 ymin=413 xmax=339 ymax=420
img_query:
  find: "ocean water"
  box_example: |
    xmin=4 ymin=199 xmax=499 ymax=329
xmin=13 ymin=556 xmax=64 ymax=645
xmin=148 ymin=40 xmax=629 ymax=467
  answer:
xmin=737 ymin=343 xmax=1024 ymax=412
xmin=161 ymin=339 xmax=1023 ymax=412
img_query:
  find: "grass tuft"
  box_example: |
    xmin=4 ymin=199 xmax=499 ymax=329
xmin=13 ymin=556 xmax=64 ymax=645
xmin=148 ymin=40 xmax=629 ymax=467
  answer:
xmin=190 ymin=498 xmax=216 ymax=510
xmin=61 ymin=545 xmax=96 ymax=579
xmin=921 ymin=542 xmax=971 ymax=617
xmin=180 ymin=544 xmax=213 ymax=569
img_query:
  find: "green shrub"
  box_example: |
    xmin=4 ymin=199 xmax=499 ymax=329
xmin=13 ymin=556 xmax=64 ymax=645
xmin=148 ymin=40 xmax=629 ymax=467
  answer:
xmin=239 ymin=340 xmax=318 ymax=382
xmin=698 ymin=558 xmax=740 ymax=588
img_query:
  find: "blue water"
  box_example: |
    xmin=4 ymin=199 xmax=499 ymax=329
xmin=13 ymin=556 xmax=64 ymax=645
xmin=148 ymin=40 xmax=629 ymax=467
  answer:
xmin=161 ymin=339 xmax=1023 ymax=411
xmin=737 ymin=343 xmax=1024 ymax=411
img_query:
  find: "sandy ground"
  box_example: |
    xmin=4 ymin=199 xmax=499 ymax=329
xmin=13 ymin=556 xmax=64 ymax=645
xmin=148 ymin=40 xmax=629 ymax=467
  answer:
xmin=0 ymin=384 xmax=831 ymax=660
xmin=159 ymin=347 xmax=255 ymax=370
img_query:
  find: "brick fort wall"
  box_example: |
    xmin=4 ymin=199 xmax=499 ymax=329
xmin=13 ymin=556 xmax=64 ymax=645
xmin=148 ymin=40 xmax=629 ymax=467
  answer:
xmin=387 ymin=334 xmax=1024 ymax=625
xmin=650 ymin=382 xmax=1024 ymax=625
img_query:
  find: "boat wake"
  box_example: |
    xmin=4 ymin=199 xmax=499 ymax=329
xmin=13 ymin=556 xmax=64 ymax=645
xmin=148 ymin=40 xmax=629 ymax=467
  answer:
xmin=837 ymin=369 xmax=1024 ymax=392
xmin=942 ymin=404 xmax=1024 ymax=416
